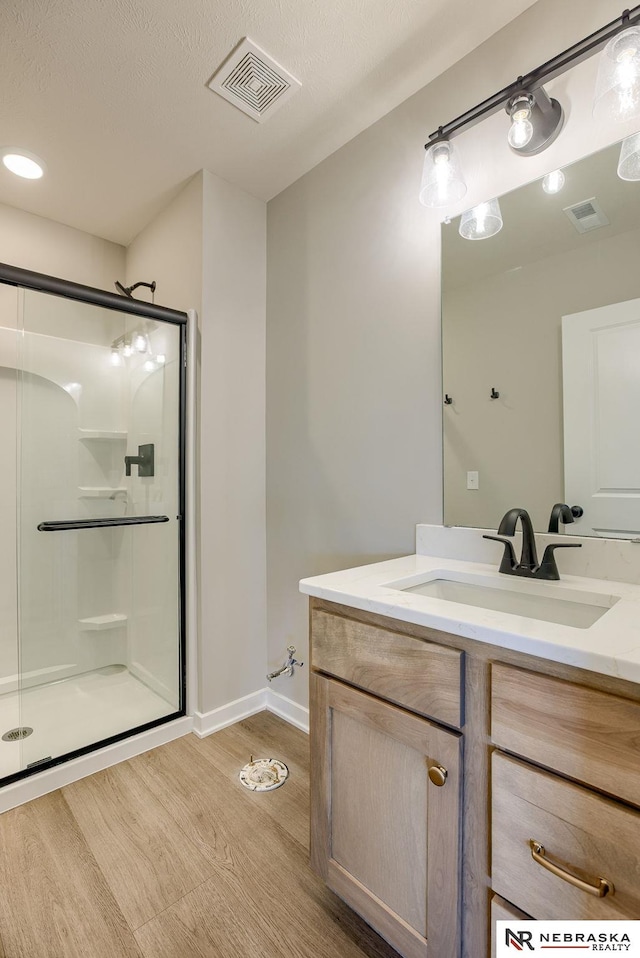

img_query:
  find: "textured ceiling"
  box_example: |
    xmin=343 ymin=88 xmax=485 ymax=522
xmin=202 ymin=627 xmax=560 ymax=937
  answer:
xmin=0 ymin=0 xmax=538 ymax=245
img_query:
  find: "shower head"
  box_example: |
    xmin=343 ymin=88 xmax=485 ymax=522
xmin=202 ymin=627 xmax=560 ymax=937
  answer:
xmin=114 ymin=279 xmax=156 ymax=300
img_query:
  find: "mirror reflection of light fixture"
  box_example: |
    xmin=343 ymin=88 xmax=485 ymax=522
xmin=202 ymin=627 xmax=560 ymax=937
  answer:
xmin=594 ymin=26 xmax=640 ymax=122
xmin=110 ymin=347 xmax=124 ymax=367
xmin=542 ymin=169 xmax=566 ymax=193
xmin=419 ymin=7 xmax=640 ymax=208
xmin=459 ymin=199 xmax=503 ymax=241
xmin=617 ymin=131 xmax=640 ymax=179
xmin=419 ymin=140 xmax=467 ymax=208
xmin=133 ymin=332 xmax=148 ymax=354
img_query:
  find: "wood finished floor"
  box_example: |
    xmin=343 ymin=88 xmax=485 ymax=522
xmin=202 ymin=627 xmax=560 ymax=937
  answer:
xmin=0 ymin=712 xmax=399 ymax=958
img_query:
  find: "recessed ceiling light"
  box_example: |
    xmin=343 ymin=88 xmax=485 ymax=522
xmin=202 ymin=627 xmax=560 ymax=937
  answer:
xmin=1 ymin=149 xmax=45 ymax=179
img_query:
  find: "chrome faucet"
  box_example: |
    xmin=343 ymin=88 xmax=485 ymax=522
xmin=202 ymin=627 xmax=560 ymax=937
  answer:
xmin=484 ymin=507 xmax=581 ymax=581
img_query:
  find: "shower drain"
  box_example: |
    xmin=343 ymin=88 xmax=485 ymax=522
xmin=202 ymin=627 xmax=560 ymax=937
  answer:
xmin=2 ymin=727 xmax=33 ymax=742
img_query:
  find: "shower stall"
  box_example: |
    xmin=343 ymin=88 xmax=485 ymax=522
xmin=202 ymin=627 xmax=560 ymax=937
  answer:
xmin=0 ymin=263 xmax=186 ymax=785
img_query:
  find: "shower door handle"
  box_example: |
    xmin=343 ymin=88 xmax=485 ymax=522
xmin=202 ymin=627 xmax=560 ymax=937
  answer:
xmin=38 ymin=515 xmax=169 ymax=531
xmin=125 ymin=443 xmax=155 ymax=477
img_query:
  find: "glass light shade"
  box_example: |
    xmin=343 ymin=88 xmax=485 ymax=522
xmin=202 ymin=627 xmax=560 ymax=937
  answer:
xmin=419 ymin=140 xmax=467 ymax=208
xmin=542 ymin=169 xmax=566 ymax=194
xmin=618 ymin=132 xmax=640 ymax=180
xmin=458 ymin=199 xmax=503 ymax=241
xmin=110 ymin=348 xmax=124 ymax=367
xmin=593 ymin=26 xmax=640 ymax=122
xmin=2 ymin=151 xmax=45 ymax=179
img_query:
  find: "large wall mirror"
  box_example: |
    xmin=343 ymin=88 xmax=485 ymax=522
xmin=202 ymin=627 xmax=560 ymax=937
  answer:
xmin=442 ymin=136 xmax=640 ymax=538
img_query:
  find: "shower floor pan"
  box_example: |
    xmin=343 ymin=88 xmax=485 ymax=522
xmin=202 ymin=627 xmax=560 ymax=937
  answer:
xmin=0 ymin=667 xmax=175 ymax=781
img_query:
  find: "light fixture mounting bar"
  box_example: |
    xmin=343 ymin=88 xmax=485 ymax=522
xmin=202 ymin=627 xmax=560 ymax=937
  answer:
xmin=426 ymin=5 xmax=640 ymax=147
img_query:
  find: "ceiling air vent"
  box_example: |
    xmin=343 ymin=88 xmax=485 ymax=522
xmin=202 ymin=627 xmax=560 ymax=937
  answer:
xmin=207 ymin=38 xmax=301 ymax=123
xmin=563 ymin=197 xmax=610 ymax=234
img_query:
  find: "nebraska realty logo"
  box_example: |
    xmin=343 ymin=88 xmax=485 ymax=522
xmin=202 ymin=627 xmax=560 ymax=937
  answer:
xmin=496 ymin=922 xmax=640 ymax=955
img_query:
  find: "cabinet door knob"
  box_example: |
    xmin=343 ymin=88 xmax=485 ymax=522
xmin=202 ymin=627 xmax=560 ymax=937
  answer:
xmin=428 ymin=763 xmax=448 ymax=787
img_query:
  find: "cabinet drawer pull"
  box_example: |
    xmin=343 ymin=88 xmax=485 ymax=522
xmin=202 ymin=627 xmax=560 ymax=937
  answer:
xmin=529 ymin=840 xmax=613 ymax=898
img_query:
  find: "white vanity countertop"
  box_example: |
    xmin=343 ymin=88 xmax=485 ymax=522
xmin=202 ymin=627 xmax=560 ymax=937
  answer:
xmin=300 ymin=554 xmax=640 ymax=684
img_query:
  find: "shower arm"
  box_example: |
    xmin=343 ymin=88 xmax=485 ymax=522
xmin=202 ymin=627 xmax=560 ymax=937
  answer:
xmin=114 ymin=280 xmax=157 ymax=302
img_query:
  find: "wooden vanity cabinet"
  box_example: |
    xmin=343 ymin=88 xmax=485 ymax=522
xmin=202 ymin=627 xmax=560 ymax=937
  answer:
xmin=310 ymin=609 xmax=463 ymax=958
xmin=309 ymin=599 xmax=640 ymax=958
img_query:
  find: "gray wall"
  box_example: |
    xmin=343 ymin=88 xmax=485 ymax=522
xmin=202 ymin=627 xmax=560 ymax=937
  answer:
xmin=266 ymin=0 xmax=631 ymax=708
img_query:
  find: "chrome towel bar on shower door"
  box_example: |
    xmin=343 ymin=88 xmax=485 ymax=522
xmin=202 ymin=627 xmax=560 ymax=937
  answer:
xmin=37 ymin=516 xmax=171 ymax=532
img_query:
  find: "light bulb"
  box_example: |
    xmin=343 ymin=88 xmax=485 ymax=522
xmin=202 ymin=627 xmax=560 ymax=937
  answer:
xmin=122 ymin=342 xmax=133 ymax=358
xmin=155 ymin=353 xmax=166 ymax=364
xmin=143 ymin=359 xmax=156 ymax=372
xmin=133 ymin=332 xmax=148 ymax=354
xmin=507 ymin=95 xmax=534 ymax=150
xmin=542 ymin=169 xmax=565 ymax=194
xmin=508 ymin=116 xmax=534 ymax=149
xmin=110 ymin=348 xmax=123 ymax=367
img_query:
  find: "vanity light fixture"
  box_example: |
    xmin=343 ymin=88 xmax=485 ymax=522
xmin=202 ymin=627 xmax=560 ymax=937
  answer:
xmin=593 ymin=24 xmax=640 ymax=122
xmin=617 ymin=131 xmax=640 ymax=179
xmin=1 ymin=149 xmax=45 ymax=179
xmin=542 ymin=169 xmax=566 ymax=193
xmin=506 ymin=88 xmax=564 ymax=156
xmin=458 ymin=199 xmax=503 ymax=240
xmin=419 ymin=6 xmax=640 ymax=206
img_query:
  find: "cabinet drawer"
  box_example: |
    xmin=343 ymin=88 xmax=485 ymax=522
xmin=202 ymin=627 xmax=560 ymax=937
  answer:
xmin=311 ymin=610 xmax=463 ymax=727
xmin=490 ymin=896 xmax=533 ymax=958
xmin=492 ymin=751 xmax=640 ymax=920
xmin=491 ymin=663 xmax=640 ymax=806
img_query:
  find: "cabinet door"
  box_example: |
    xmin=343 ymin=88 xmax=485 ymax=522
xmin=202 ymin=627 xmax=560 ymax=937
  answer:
xmin=310 ymin=673 xmax=462 ymax=958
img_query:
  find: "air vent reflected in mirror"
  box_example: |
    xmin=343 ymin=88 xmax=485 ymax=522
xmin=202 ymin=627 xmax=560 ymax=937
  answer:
xmin=563 ymin=196 xmax=610 ymax=234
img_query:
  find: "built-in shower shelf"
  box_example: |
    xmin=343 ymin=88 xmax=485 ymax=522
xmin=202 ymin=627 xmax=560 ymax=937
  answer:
xmin=78 ymin=487 xmax=127 ymax=499
xmin=78 ymin=429 xmax=128 ymax=441
xmin=79 ymin=613 xmax=128 ymax=632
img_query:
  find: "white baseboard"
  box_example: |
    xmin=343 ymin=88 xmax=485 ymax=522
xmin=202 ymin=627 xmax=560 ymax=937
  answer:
xmin=265 ymin=689 xmax=309 ymax=733
xmin=192 ymin=689 xmax=267 ymax=737
xmin=0 ymin=715 xmax=193 ymax=814
xmin=193 ymin=687 xmax=309 ymax=738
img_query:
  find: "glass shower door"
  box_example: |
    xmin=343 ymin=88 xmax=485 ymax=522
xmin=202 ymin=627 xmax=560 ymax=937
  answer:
xmin=7 ymin=287 xmax=184 ymax=777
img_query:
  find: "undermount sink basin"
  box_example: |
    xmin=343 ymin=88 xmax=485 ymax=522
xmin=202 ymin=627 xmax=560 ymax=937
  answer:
xmin=383 ymin=570 xmax=620 ymax=629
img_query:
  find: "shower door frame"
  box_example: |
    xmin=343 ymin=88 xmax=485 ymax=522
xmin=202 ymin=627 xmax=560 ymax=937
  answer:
xmin=0 ymin=261 xmax=188 ymax=785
